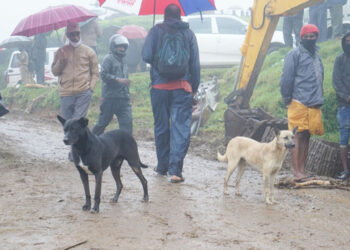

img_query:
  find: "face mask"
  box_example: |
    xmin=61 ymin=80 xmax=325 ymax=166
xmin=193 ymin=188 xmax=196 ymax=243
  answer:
xmin=111 ymin=45 xmax=127 ymax=58
xmin=300 ymin=39 xmax=316 ymax=52
xmin=69 ymin=39 xmax=82 ymax=48
xmin=343 ymin=43 xmax=350 ymax=55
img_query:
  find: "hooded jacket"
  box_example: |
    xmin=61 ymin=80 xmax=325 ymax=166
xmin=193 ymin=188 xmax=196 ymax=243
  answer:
xmin=142 ymin=18 xmax=200 ymax=93
xmin=332 ymin=32 xmax=350 ymax=107
xmin=280 ymin=44 xmax=324 ymax=107
xmin=99 ymin=40 xmax=129 ymax=99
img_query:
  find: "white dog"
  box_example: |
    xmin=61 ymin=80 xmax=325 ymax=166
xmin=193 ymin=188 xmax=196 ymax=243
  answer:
xmin=217 ymin=127 xmax=297 ymax=205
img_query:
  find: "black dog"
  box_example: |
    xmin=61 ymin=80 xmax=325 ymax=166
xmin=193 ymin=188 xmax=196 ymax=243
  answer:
xmin=57 ymin=115 xmax=149 ymax=213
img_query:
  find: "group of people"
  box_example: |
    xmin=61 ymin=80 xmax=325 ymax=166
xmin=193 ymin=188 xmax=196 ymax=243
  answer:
xmin=283 ymin=0 xmax=348 ymax=47
xmin=51 ymin=4 xmax=199 ymax=183
xmin=280 ymin=23 xmax=350 ymax=181
xmin=51 ymin=3 xmax=350 ymax=184
xmin=18 ymin=33 xmax=47 ymax=85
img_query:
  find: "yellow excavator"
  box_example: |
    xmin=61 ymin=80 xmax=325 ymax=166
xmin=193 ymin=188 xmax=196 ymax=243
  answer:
xmin=223 ymin=0 xmax=343 ymax=178
xmin=230 ymin=0 xmax=325 ymax=109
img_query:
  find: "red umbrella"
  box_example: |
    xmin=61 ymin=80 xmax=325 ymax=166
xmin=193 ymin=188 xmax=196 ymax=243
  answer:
xmin=99 ymin=0 xmax=216 ymax=16
xmin=11 ymin=5 xmax=97 ymax=37
xmin=117 ymin=25 xmax=148 ymax=39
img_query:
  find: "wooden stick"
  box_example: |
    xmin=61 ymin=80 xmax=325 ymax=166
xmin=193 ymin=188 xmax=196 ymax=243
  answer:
xmin=294 ymin=180 xmax=331 ymax=187
xmin=63 ymin=240 xmax=88 ymax=250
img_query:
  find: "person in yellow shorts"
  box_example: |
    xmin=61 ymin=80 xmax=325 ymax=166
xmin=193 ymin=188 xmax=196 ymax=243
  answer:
xmin=280 ymin=24 xmax=324 ymax=182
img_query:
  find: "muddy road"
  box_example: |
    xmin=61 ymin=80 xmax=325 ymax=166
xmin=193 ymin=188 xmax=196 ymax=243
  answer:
xmin=0 ymin=113 xmax=350 ymax=250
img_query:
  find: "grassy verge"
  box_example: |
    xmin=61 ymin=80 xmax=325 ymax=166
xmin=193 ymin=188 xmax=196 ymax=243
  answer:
xmin=1 ymin=38 xmax=343 ymax=146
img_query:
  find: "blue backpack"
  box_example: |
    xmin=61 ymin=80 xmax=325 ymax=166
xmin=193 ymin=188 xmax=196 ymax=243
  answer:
xmin=156 ymin=25 xmax=190 ymax=79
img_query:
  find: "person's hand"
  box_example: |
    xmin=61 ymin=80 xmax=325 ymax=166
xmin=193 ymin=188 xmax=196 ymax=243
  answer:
xmin=116 ymin=78 xmax=131 ymax=85
xmin=56 ymin=49 xmax=68 ymax=66
xmin=347 ymin=96 xmax=350 ymax=103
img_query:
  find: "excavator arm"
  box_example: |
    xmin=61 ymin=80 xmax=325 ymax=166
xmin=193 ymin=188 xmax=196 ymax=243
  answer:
xmin=233 ymin=0 xmax=325 ymax=109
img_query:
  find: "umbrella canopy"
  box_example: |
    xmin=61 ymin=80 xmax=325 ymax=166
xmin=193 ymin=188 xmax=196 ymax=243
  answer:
xmin=11 ymin=5 xmax=97 ymax=37
xmin=0 ymin=36 xmax=33 ymax=49
xmin=99 ymin=0 xmax=216 ymax=16
xmin=117 ymin=25 xmax=148 ymax=39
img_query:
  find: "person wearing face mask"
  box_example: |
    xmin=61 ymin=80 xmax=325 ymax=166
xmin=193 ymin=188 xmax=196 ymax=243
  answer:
xmin=332 ymin=32 xmax=350 ymax=180
xmin=92 ymin=34 xmax=133 ymax=135
xmin=280 ymin=24 xmax=325 ymax=183
xmin=52 ymin=23 xmax=99 ymax=121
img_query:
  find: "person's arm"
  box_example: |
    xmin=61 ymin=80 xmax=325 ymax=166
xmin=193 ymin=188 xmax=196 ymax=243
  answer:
xmin=100 ymin=56 xmax=117 ymax=84
xmin=142 ymin=27 xmax=158 ymax=65
xmin=188 ymin=30 xmax=200 ymax=94
xmin=89 ymin=50 xmax=99 ymax=91
xmin=51 ymin=48 xmax=67 ymax=76
xmin=280 ymin=51 xmax=297 ymax=107
xmin=332 ymin=55 xmax=349 ymax=101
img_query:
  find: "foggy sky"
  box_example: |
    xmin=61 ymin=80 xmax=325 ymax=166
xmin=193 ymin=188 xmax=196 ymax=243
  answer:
xmin=0 ymin=0 xmax=253 ymax=43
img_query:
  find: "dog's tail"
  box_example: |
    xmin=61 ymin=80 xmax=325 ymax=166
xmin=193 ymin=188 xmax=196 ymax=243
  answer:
xmin=217 ymin=151 xmax=228 ymax=162
xmin=140 ymin=162 xmax=148 ymax=168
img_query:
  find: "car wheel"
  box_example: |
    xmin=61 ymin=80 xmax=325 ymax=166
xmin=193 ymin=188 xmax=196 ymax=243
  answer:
xmin=267 ymin=43 xmax=285 ymax=54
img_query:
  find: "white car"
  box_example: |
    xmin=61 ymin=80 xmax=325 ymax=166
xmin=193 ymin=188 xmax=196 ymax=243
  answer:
xmin=182 ymin=14 xmax=285 ymax=67
xmin=4 ymin=47 xmax=58 ymax=87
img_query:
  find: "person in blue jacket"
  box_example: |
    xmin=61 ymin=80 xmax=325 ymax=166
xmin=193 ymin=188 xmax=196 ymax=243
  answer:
xmin=142 ymin=4 xmax=200 ymax=183
xmin=332 ymin=32 xmax=350 ymax=180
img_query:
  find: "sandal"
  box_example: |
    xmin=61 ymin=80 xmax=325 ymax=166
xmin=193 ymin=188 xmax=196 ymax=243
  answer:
xmin=170 ymin=176 xmax=185 ymax=183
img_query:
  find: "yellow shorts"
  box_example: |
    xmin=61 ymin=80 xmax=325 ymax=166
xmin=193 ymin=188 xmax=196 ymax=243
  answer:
xmin=287 ymin=100 xmax=324 ymax=136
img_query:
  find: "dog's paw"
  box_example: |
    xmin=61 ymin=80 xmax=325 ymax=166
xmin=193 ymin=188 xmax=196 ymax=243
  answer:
xmin=235 ymin=192 xmax=242 ymax=197
xmin=271 ymin=199 xmax=279 ymax=204
xmin=142 ymin=195 xmax=149 ymax=202
xmin=82 ymin=204 xmax=91 ymax=211
xmin=90 ymin=209 xmax=99 ymax=214
xmin=265 ymin=199 xmax=273 ymax=205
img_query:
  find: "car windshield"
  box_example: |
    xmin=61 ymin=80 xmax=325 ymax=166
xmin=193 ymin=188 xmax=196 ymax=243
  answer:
xmin=216 ymin=17 xmax=246 ymax=35
xmin=187 ymin=17 xmax=212 ymax=34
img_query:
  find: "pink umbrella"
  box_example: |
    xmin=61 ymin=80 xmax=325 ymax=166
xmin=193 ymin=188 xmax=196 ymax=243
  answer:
xmin=11 ymin=5 xmax=97 ymax=37
xmin=117 ymin=25 xmax=148 ymax=39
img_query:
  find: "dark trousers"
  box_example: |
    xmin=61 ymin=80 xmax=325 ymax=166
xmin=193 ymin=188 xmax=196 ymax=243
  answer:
xmin=151 ymin=88 xmax=192 ymax=177
xmin=309 ymin=3 xmax=328 ymax=42
xmin=92 ymin=98 xmax=133 ymax=135
xmin=283 ymin=10 xmax=304 ymax=47
xmin=35 ymin=62 xmax=45 ymax=84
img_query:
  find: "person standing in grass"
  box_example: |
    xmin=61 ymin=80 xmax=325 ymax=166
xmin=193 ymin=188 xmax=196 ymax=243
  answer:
xmin=280 ymin=24 xmax=324 ymax=183
xmin=332 ymin=32 xmax=350 ymax=180
xmin=92 ymin=34 xmax=133 ymax=135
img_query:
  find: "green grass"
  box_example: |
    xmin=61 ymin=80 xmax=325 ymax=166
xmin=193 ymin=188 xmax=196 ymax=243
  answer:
xmin=0 ymin=12 xmax=344 ymax=143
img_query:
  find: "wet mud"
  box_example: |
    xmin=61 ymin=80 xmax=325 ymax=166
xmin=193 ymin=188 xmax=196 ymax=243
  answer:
xmin=0 ymin=113 xmax=350 ymax=249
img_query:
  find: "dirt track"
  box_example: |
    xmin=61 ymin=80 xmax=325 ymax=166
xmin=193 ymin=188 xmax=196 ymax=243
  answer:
xmin=0 ymin=113 xmax=350 ymax=250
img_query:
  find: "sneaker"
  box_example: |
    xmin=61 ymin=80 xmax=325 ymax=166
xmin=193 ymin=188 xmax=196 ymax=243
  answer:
xmin=336 ymin=171 xmax=350 ymax=181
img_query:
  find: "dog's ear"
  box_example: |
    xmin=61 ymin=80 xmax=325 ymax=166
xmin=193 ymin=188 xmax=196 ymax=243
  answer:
xmin=78 ymin=117 xmax=89 ymax=128
xmin=57 ymin=115 xmax=66 ymax=126
xmin=273 ymin=127 xmax=280 ymax=137
xmin=292 ymin=126 xmax=298 ymax=135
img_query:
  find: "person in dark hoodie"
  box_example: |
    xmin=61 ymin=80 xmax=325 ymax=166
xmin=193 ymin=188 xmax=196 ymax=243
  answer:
xmin=92 ymin=34 xmax=132 ymax=135
xmin=332 ymin=32 xmax=350 ymax=180
xmin=280 ymin=24 xmax=324 ymax=183
xmin=142 ymin=4 xmax=200 ymax=183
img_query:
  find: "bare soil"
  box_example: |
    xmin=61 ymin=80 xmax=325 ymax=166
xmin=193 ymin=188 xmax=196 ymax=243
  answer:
xmin=1 ymin=113 xmax=350 ymax=250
